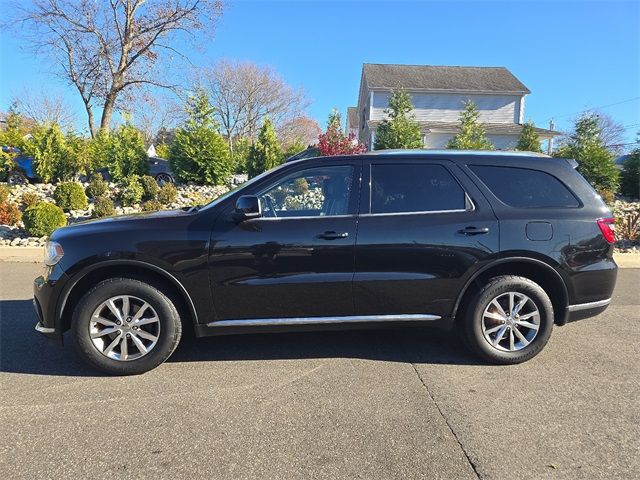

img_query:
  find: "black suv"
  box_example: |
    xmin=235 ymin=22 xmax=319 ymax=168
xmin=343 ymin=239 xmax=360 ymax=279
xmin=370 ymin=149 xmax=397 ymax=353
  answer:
xmin=33 ymin=150 xmax=617 ymax=374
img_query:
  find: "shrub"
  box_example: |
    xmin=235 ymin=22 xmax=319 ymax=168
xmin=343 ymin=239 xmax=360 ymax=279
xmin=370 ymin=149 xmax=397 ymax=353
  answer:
xmin=93 ymin=195 xmax=115 ymax=218
xmin=140 ymin=175 xmax=160 ymax=201
xmin=157 ymin=182 xmax=177 ymax=205
xmin=85 ymin=175 xmax=109 ymax=199
xmin=597 ymin=188 xmax=615 ymax=205
xmin=620 ymin=149 xmax=640 ymax=199
xmin=23 ymin=202 xmax=67 ymax=237
xmin=54 ymin=182 xmax=88 ymax=212
xmin=117 ymin=175 xmax=144 ymax=206
xmin=141 ymin=199 xmax=162 ymax=212
xmin=0 ymin=185 xmax=11 ymax=203
xmin=21 ymin=191 xmax=40 ymax=208
xmin=0 ymin=202 xmax=22 ymax=226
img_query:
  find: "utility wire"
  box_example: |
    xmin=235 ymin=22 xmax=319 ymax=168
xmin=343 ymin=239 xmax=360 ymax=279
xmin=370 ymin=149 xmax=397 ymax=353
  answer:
xmin=548 ymin=96 xmax=640 ymax=121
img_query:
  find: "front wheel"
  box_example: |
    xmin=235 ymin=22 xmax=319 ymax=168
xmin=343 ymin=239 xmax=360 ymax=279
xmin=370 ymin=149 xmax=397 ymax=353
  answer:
xmin=461 ymin=275 xmax=554 ymax=364
xmin=71 ymin=278 xmax=182 ymax=375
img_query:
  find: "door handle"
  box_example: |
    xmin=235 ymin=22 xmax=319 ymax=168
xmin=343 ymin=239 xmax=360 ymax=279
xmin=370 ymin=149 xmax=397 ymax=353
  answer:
xmin=318 ymin=231 xmax=349 ymax=240
xmin=458 ymin=226 xmax=490 ymax=235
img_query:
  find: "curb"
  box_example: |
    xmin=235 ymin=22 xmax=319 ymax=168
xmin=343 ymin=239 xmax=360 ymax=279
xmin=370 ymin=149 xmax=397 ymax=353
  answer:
xmin=1 ymin=246 xmax=639 ymax=268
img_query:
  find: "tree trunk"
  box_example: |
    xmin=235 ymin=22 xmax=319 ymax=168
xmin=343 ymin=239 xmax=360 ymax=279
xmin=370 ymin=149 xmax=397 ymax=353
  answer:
xmin=100 ymin=94 xmax=117 ymax=133
xmin=85 ymin=102 xmax=96 ymax=138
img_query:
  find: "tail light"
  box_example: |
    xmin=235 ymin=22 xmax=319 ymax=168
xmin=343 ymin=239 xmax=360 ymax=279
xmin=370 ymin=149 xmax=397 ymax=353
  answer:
xmin=597 ymin=217 xmax=616 ymax=244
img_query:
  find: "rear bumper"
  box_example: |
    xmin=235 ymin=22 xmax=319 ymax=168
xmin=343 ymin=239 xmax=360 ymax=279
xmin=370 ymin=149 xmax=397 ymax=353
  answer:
xmin=565 ymin=298 xmax=611 ymax=323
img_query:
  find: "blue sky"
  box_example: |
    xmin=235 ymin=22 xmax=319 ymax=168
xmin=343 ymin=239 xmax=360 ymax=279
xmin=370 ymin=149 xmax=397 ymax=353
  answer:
xmin=1 ymin=0 xmax=639 ymax=144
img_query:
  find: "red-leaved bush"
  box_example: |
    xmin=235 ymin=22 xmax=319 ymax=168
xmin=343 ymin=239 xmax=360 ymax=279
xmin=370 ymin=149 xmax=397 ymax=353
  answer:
xmin=317 ymin=111 xmax=367 ymax=156
xmin=0 ymin=202 xmax=22 ymax=226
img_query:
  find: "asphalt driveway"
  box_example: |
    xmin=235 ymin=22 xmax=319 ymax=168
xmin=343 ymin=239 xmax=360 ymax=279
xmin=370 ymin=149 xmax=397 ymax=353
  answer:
xmin=1 ymin=263 xmax=638 ymax=479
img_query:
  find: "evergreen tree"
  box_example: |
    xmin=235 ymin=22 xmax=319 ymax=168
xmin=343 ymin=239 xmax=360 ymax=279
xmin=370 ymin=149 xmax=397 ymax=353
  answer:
xmin=447 ymin=100 xmax=494 ymax=150
xmin=374 ymin=89 xmax=422 ymax=150
xmin=247 ymin=118 xmax=282 ymax=178
xmin=169 ymin=90 xmax=233 ymax=185
xmin=554 ymin=113 xmax=619 ymax=195
xmin=516 ymin=120 xmax=542 ymax=152
xmin=25 ymin=123 xmax=69 ymax=182
xmin=620 ymin=144 xmax=640 ymax=199
xmin=317 ymin=110 xmax=366 ymax=156
xmin=106 ymin=122 xmax=148 ymax=180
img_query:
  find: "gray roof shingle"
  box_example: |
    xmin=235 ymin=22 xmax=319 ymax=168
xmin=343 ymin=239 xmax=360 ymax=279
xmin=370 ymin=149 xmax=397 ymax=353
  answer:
xmin=346 ymin=107 xmax=358 ymax=129
xmin=363 ymin=64 xmax=530 ymax=94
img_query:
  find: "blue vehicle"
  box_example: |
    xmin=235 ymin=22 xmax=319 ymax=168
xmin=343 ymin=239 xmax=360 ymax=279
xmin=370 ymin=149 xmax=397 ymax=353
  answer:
xmin=2 ymin=146 xmax=37 ymax=184
xmin=2 ymin=146 xmax=174 ymax=185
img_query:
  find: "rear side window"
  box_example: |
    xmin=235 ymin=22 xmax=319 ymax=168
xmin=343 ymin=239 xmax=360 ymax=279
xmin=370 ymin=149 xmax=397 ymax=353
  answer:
xmin=370 ymin=164 xmax=466 ymax=214
xmin=469 ymin=165 xmax=579 ymax=208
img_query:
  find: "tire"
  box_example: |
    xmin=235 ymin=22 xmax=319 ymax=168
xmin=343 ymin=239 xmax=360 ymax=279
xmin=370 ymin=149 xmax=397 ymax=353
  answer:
xmin=155 ymin=173 xmax=174 ymax=186
xmin=461 ymin=275 xmax=554 ymax=364
xmin=7 ymin=171 xmax=26 ymax=185
xmin=70 ymin=278 xmax=182 ymax=375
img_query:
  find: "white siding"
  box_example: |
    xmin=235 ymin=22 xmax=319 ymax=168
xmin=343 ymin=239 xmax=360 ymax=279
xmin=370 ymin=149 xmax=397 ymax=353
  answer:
xmin=423 ymin=133 xmax=519 ymax=150
xmin=371 ymin=91 xmax=521 ymax=124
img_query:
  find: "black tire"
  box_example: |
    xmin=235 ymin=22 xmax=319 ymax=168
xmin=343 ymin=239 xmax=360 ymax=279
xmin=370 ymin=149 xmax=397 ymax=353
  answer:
xmin=155 ymin=173 xmax=173 ymax=186
xmin=70 ymin=278 xmax=182 ymax=375
xmin=461 ymin=275 xmax=554 ymax=364
xmin=7 ymin=171 xmax=26 ymax=185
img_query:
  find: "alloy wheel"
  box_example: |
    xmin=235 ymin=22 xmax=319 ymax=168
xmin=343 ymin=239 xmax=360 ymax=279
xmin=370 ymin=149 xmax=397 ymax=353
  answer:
xmin=481 ymin=291 xmax=540 ymax=352
xmin=89 ymin=295 xmax=161 ymax=361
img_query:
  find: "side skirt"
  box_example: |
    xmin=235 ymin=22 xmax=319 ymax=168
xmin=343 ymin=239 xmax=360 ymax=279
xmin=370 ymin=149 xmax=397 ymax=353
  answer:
xmin=194 ymin=314 xmax=453 ymax=337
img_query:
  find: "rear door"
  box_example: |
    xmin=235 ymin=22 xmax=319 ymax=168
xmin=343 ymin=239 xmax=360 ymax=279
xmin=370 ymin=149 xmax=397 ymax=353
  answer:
xmin=353 ymin=158 xmax=499 ymax=319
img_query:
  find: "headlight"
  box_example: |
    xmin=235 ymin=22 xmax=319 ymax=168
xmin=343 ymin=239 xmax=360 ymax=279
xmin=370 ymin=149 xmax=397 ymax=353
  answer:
xmin=44 ymin=241 xmax=64 ymax=266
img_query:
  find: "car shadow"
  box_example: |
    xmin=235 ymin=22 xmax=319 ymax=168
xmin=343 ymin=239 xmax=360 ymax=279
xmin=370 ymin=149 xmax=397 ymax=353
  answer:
xmin=169 ymin=327 xmax=482 ymax=366
xmin=1 ymin=299 xmax=483 ymax=377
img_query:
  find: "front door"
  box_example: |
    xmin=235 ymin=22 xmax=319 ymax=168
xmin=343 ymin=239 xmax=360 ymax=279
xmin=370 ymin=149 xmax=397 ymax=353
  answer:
xmin=209 ymin=162 xmax=361 ymax=321
xmin=353 ymin=160 xmax=499 ymax=319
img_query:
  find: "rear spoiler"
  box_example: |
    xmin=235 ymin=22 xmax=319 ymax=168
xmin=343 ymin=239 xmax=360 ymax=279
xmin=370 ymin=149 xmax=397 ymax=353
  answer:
xmin=564 ymin=158 xmax=579 ymax=169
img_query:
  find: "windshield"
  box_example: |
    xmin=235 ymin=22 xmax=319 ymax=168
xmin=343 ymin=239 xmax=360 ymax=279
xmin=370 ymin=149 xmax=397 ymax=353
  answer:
xmin=199 ymin=163 xmax=290 ymax=211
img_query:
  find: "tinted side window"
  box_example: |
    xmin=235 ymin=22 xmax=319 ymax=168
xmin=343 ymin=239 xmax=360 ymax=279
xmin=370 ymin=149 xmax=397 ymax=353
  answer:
xmin=370 ymin=164 xmax=466 ymax=214
xmin=469 ymin=165 xmax=579 ymax=208
xmin=257 ymin=165 xmax=354 ymax=217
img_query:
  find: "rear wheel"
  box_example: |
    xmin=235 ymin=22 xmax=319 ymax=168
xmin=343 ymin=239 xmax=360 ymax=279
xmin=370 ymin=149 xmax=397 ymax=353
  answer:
xmin=71 ymin=278 xmax=182 ymax=375
xmin=462 ymin=275 xmax=554 ymax=364
xmin=7 ymin=171 xmax=26 ymax=185
xmin=155 ymin=173 xmax=173 ymax=186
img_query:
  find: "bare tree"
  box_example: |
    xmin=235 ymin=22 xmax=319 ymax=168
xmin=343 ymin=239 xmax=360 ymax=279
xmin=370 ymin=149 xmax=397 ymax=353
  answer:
xmin=13 ymin=0 xmax=223 ymax=137
xmin=594 ymin=111 xmax=626 ymax=154
xmin=202 ymin=60 xmax=310 ymax=152
xmin=277 ymin=116 xmax=321 ymax=149
xmin=127 ymin=91 xmax=185 ymax=146
xmin=13 ymin=90 xmax=77 ymax=130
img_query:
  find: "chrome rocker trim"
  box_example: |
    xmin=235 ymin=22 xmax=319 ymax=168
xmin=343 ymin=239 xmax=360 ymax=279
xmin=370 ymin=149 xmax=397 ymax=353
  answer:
xmin=35 ymin=322 xmax=56 ymax=334
xmin=567 ymin=298 xmax=611 ymax=312
xmin=207 ymin=313 xmax=441 ymax=328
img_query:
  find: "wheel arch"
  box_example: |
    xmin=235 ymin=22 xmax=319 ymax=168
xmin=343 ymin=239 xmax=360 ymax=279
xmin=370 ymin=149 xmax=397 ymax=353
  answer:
xmin=453 ymin=257 xmax=570 ymax=326
xmin=57 ymin=260 xmax=198 ymax=333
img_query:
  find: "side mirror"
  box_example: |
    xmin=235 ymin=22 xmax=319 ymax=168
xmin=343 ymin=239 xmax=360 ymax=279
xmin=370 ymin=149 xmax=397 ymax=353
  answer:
xmin=233 ymin=195 xmax=262 ymax=222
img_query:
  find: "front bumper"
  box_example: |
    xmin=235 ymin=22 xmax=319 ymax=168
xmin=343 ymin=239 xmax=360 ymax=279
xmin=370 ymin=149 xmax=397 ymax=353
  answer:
xmin=33 ymin=267 xmax=69 ymax=344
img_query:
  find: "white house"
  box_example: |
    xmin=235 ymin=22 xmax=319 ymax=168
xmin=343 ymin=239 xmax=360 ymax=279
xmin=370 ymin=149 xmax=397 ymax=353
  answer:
xmin=347 ymin=63 xmax=560 ymax=151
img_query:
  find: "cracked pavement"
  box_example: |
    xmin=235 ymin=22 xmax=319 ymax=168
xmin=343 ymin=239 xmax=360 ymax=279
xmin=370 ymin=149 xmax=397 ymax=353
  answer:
xmin=1 ymin=263 xmax=638 ymax=479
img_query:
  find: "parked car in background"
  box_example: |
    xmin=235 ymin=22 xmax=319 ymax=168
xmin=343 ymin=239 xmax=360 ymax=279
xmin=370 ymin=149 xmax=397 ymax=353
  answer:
xmin=94 ymin=157 xmax=175 ymax=185
xmin=285 ymin=146 xmax=319 ymax=162
xmin=1 ymin=147 xmax=174 ymax=185
xmin=33 ymin=150 xmax=617 ymax=375
xmin=2 ymin=146 xmax=39 ymax=184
